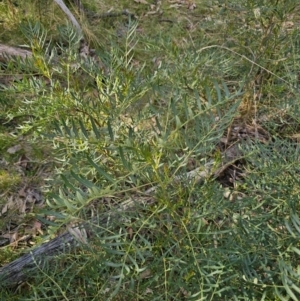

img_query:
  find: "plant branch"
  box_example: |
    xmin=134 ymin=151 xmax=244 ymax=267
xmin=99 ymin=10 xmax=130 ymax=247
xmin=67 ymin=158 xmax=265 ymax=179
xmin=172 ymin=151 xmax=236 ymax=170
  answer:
xmin=53 ymin=0 xmax=83 ymax=36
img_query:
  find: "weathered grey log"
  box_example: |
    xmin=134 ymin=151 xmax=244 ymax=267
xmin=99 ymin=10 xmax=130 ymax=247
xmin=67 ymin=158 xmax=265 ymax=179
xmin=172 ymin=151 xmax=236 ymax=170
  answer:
xmin=0 ymin=230 xmax=77 ymax=288
xmin=0 ymin=44 xmax=33 ymax=85
xmin=0 ymin=44 xmax=32 ymax=60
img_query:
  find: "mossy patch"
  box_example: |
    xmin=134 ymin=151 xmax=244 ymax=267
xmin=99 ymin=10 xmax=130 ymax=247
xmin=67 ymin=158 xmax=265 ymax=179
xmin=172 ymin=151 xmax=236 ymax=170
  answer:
xmin=0 ymin=169 xmax=21 ymax=193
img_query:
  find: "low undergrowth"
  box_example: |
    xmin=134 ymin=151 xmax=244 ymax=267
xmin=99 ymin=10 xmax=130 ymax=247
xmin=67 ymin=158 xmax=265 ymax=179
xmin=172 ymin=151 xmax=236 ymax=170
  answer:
xmin=1 ymin=0 xmax=300 ymax=300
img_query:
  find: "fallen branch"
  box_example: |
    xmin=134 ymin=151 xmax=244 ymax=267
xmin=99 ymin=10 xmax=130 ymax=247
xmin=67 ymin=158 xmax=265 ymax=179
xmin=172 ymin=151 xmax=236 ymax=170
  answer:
xmin=0 ymin=44 xmax=32 ymax=60
xmin=53 ymin=0 xmax=83 ymax=36
xmin=0 ymin=44 xmax=33 ymax=85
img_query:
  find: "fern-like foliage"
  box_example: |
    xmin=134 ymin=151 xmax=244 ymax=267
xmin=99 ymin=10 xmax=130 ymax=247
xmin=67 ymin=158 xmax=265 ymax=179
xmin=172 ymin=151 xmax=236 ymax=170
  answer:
xmin=3 ymin=1 xmax=300 ymax=298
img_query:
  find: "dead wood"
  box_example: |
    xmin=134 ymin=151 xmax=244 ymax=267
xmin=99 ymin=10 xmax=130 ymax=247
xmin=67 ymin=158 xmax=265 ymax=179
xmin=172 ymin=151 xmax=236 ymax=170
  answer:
xmin=54 ymin=0 xmax=83 ymax=36
xmin=0 ymin=44 xmax=33 ymax=85
xmin=0 ymin=44 xmax=32 ymax=60
xmin=0 ymin=230 xmax=77 ymax=288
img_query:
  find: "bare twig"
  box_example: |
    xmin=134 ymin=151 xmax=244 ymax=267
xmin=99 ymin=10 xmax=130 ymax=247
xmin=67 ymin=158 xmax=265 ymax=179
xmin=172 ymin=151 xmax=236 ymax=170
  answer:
xmin=53 ymin=0 xmax=83 ymax=36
